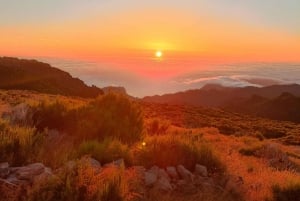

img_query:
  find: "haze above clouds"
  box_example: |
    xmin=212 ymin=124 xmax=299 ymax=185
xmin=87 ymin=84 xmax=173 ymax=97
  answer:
xmin=37 ymin=58 xmax=300 ymax=97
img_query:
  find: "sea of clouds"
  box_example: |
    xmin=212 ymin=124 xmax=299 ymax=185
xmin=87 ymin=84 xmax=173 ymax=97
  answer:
xmin=36 ymin=57 xmax=300 ymax=97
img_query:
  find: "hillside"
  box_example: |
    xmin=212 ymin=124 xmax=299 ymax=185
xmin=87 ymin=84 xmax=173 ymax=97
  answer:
xmin=0 ymin=57 xmax=103 ymax=98
xmin=0 ymin=90 xmax=300 ymax=201
xmin=224 ymin=92 xmax=300 ymax=123
xmin=143 ymin=84 xmax=300 ymax=122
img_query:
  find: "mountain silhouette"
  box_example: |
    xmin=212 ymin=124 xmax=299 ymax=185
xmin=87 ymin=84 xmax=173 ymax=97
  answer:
xmin=0 ymin=57 xmax=103 ymax=97
xmin=143 ymin=83 xmax=300 ymax=122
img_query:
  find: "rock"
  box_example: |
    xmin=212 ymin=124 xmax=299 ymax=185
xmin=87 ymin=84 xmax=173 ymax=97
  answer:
xmin=166 ymin=166 xmax=179 ymax=180
xmin=149 ymin=166 xmax=159 ymax=175
xmin=0 ymin=162 xmax=9 ymax=169
xmin=158 ymin=169 xmax=170 ymax=181
xmin=194 ymin=175 xmax=214 ymax=186
xmin=0 ymin=162 xmax=10 ymax=178
xmin=132 ymin=166 xmax=146 ymax=177
xmin=145 ymin=166 xmax=160 ymax=186
xmin=177 ymin=179 xmax=187 ymax=186
xmin=5 ymin=175 xmax=28 ymax=186
xmin=176 ymin=179 xmax=197 ymax=194
xmin=33 ymin=167 xmax=54 ymax=185
xmin=156 ymin=176 xmax=172 ymax=191
xmin=112 ymin=158 xmax=124 ymax=167
xmin=87 ymin=157 xmax=101 ymax=168
xmin=103 ymin=158 xmax=125 ymax=168
xmin=65 ymin=160 xmax=77 ymax=170
xmin=177 ymin=165 xmax=193 ymax=181
xmin=195 ymin=164 xmax=208 ymax=177
xmin=16 ymin=163 xmax=45 ymax=181
xmin=145 ymin=171 xmax=157 ymax=187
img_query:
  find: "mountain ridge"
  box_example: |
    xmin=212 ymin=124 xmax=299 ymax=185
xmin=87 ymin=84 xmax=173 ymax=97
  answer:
xmin=143 ymin=83 xmax=300 ymax=123
xmin=0 ymin=57 xmax=103 ymax=98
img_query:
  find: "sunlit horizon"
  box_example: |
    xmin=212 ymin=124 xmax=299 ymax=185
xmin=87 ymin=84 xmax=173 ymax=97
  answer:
xmin=1 ymin=0 xmax=300 ymax=96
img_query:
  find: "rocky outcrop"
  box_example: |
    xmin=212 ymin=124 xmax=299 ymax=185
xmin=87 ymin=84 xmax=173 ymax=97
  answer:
xmin=0 ymin=162 xmax=9 ymax=178
xmin=195 ymin=164 xmax=208 ymax=177
xmin=145 ymin=166 xmax=159 ymax=187
xmin=0 ymin=163 xmax=53 ymax=186
xmin=177 ymin=165 xmax=193 ymax=182
xmin=166 ymin=166 xmax=179 ymax=180
xmin=143 ymin=163 xmax=226 ymax=193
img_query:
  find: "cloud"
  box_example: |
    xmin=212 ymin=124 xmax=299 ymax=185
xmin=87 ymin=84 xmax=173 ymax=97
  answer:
xmin=180 ymin=75 xmax=290 ymax=88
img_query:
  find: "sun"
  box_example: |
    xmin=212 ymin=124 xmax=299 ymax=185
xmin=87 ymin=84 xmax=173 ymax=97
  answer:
xmin=155 ymin=50 xmax=163 ymax=58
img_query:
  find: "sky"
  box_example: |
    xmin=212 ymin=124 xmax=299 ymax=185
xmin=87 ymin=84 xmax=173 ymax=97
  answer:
xmin=1 ymin=0 xmax=300 ymax=96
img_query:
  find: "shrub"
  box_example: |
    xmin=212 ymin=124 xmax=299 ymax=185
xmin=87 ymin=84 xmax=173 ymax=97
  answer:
xmin=261 ymin=128 xmax=286 ymax=139
xmin=146 ymin=118 xmax=170 ymax=135
xmin=0 ymin=119 xmax=44 ymax=166
xmin=28 ymin=159 xmax=130 ymax=201
xmin=134 ymin=133 xmax=225 ymax=173
xmin=217 ymin=124 xmax=237 ymax=135
xmin=77 ymin=139 xmax=132 ymax=165
xmin=29 ymin=93 xmax=144 ymax=144
xmin=239 ymin=137 xmax=264 ymax=157
xmin=239 ymin=146 xmax=260 ymax=156
xmin=272 ymin=182 xmax=300 ymax=201
xmin=29 ymin=100 xmax=68 ymax=131
xmin=76 ymin=93 xmax=144 ymax=144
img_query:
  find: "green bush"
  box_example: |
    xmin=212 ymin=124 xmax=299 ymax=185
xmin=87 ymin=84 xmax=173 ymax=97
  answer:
xmin=272 ymin=182 xmax=300 ymax=201
xmin=134 ymin=133 xmax=225 ymax=173
xmin=77 ymin=139 xmax=132 ymax=165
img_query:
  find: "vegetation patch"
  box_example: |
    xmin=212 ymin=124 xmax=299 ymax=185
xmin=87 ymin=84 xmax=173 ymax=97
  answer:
xmin=272 ymin=181 xmax=300 ymax=201
xmin=134 ymin=133 xmax=225 ymax=173
xmin=77 ymin=139 xmax=132 ymax=165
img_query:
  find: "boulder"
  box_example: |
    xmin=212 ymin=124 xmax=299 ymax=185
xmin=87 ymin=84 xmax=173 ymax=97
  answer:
xmin=145 ymin=166 xmax=160 ymax=186
xmin=0 ymin=162 xmax=10 ymax=178
xmin=5 ymin=175 xmax=28 ymax=186
xmin=87 ymin=157 xmax=101 ymax=168
xmin=195 ymin=164 xmax=208 ymax=177
xmin=65 ymin=160 xmax=77 ymax=170
xmin=16 ymin=163 xmax=45 ymax=181
xmin=33 ymin=167 xmax=54 ymax=185
xmin=166 ymin=166 xmax=179 ymax=180
xmin=177 ymin=165 xmax=193 ymax=181
xmin=145 ymin=171 xmax=157 ymax=187
xmin=156 ymin=176 xmax=172 ymax=191
xmin=132 ymin=166 xmax=146 ymax=177
xmin=103 ymin=158 xmax=125 ymax=168
xmin=158 ymin=168 xmax=170 ymax=181
xmin=176 ymin=179 xmax=197 ymax=194
xmin=194 ymin=175 xmax=214 ymax=186
xmin=112 ymin=158 xmax=124 ymax=167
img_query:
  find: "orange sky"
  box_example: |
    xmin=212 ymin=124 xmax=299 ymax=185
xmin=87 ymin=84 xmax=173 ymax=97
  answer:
xmin=1 ymin=2 xmax=300 ymax=81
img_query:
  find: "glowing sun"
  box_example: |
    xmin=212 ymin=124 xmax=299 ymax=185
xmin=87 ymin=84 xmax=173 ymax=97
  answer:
xmin=155 ymin=50 xmax=163 ymax=58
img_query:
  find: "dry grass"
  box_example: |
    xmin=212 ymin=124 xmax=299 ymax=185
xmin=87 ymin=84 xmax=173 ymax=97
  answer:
xmin=1 ymin=91 xmax=300 ymax=201
xmin=202 ymin=132 xmax=300 ymax=201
